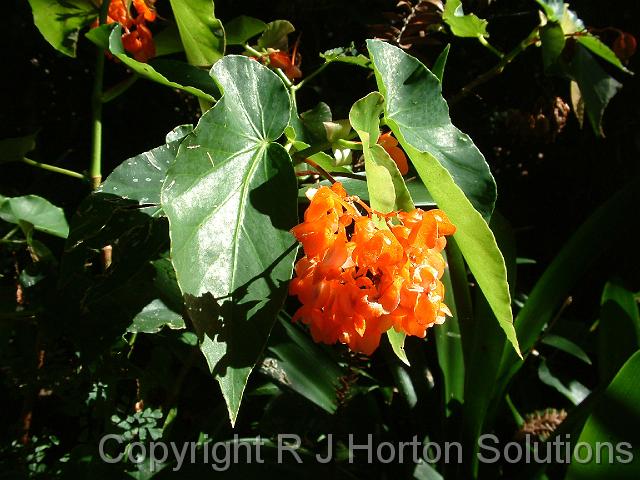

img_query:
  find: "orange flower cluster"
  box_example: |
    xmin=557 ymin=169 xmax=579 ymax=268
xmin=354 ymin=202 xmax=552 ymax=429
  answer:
xmin=93 ymin=0 xmax=157 ymax=62
xmin=289 ymin=183 xmax=456 ymax=355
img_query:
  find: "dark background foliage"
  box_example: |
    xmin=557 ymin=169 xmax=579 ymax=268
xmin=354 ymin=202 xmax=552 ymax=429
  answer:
xmin=1 ymin=0 xmax=639 ymax=477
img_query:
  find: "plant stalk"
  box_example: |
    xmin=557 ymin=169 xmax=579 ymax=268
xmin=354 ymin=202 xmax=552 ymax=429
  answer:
xmin=89 ymin=0 xmax=111 ymax=190
xmin=21 ymin=157 xmax=85 ymax=180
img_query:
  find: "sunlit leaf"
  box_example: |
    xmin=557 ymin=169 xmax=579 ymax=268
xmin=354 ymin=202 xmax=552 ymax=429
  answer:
xmin=27 ymin=0 xmax=96 ymax=57
xmin=128 ymin=299 xmax=185 ymax=334
xmin=168 ymin=0 xmax=225 ymax=66
xmin=349 ymin=92 xmax=414 ymax=214
xmin=443 ymin=0 xmax=489 ymax=39
xmin=101 ymin=126 xmax=193 ymax=217
xmin=161 ymin=55 xmax=297 ymax=425
xmin=86 ymin=24 xmax=219 ymax=102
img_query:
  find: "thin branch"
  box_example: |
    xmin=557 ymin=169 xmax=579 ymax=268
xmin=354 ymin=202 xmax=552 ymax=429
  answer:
xmin=304 ymin=158 xmax=337 ymax=184
xmin=449 ymin=28 xmax=539 ymax=106
xmin=21 ymin=157 xmax=85 ymax=180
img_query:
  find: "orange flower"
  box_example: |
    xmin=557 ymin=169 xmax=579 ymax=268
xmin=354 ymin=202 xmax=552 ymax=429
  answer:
xmin=289 ymin=183 xmax=455 ymax=354
xmin=122 ymin=20 xmax=156 ymax=62
xmin=378 ymin=132 xmax=409 ymax=175
xmin=92 ymin=0 xmax=157 ymax=63
xmin=133 ymin=0 xmax=157 ymax=22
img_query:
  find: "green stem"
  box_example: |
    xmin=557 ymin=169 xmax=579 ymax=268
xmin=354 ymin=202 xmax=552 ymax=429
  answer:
xmin=334 ymin=139 xmax=363 ymax=150
xmin=89 ymin=0 xmax=111 ymax=191
xmin=1 ymin=226 xmax=20 ymax=242
xmin=505 ymin=394 xmax=524 ymax=427
xmin=243 ymin=44 xmax=265 ymax=58
xmin=292 ymin=131 xmax=359 ymax=163
xmin=127 ymin=332 xmax=138 ymax=360
xmin=101 ymin=75 xmax=138 ymax=103
xmin=450 ymin=28 xmax=539 ymax=105
xmin=274 ymin=67 xmax=293 ymax=88
xmin=291 ymin=61 xmax=331 ymax=91
xmin=478 ymin=35 xmax=504 ymax=59
xmin=21 ymin=157 xmax=85 ymax=180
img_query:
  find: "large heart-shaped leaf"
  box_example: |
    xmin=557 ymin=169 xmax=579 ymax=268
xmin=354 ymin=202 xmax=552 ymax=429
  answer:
xmin=367 ymin=39 xmax=519 ymax=357
xmin=168 ymin=0 xmax=225 ymax=67
xmin=161 ymin=55 xmax=297 ymax=425
xmin=100 ymin=126 xmax=193 ymax=217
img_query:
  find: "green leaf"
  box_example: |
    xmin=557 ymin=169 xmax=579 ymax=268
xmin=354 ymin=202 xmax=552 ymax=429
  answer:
xmin=577 ymin=35 xmax=633 ymax=74
xmin=541 ymin=334 xmax=592 ymax=365
xmin=300 ymin=175 xmax=434 ymax=207
xmin=257 ymin=20 xmax=295 ymax=50
xmin=100 ymin=126 xmax=192 ymax=217
xmin=435 ymin=247 xmax=465 ymax=414
xmin=387 ymin=329 xmax=410 ymax=366
xmin=432 ymin=44 xmax=450 ymax=83
xmin=168 ymin=0 xmax=225 ymax=66
xmin=349 ymin=92 xmax=414 ymax=214
xmin=540 ymin=23 xmax=566 ymax=70
xmin=443 ymin=0 xmax=489 ymax=39
xmin=565 ymin=351 xmax=640 ymax=479
xmin=366 ymin=40 xmax=496 ymax=219
xmin=153 ymin=23 xmax=185 ymax=57
xmin=567 ymin=45 xmax=622 ymax=137
xmin=536 ymin=0 xmax=564 ymax=22
xmin=496 ymin=178 xmax=640 ymax=414
xmin=320 ymin=45 xmax=371 ymax=68
xmin=598 ymin=280 xmax=640 ymax=383
xmin=265 ymin=314 xmax=344 ymax=413
xmin=0 ymin=133 xmax=37 ymax=164
xmin=128 ymin=299 xmax=185 ymax=334
xmin=538 ymin=358 xmax=590 ymax=405
xmin=86 ymin=24 xmax=219 ymax=102
xmin=0 ymin=195 xmax=69 ymax=238
xmin=27 ymin=0 xmax=96 ymax=57
xmin=413 ymin=461 xmax=444 ymax=480
xmin=161 ymin=55 xmax=297 ymax=425
xmin=460 ymin=213 xmax=517 ymax=477
xmin=367 ymin=39 xmax=519 ymax=357
xmin=225 ymin=16 xmax=267 ymax=45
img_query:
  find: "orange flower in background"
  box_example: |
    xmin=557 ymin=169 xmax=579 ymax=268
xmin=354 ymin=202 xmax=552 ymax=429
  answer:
xmin=289 ymin=182 xmax=455 ymax=355
xmin=133 ymin=0 xmax=157 ymax=22
xmin=256 ymin=36 xmax=302 ymax=81
xmin=92 ymin=0 xmax=157 ymax=63
xmin=378 ymin=132 xmax=409 ymax=175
